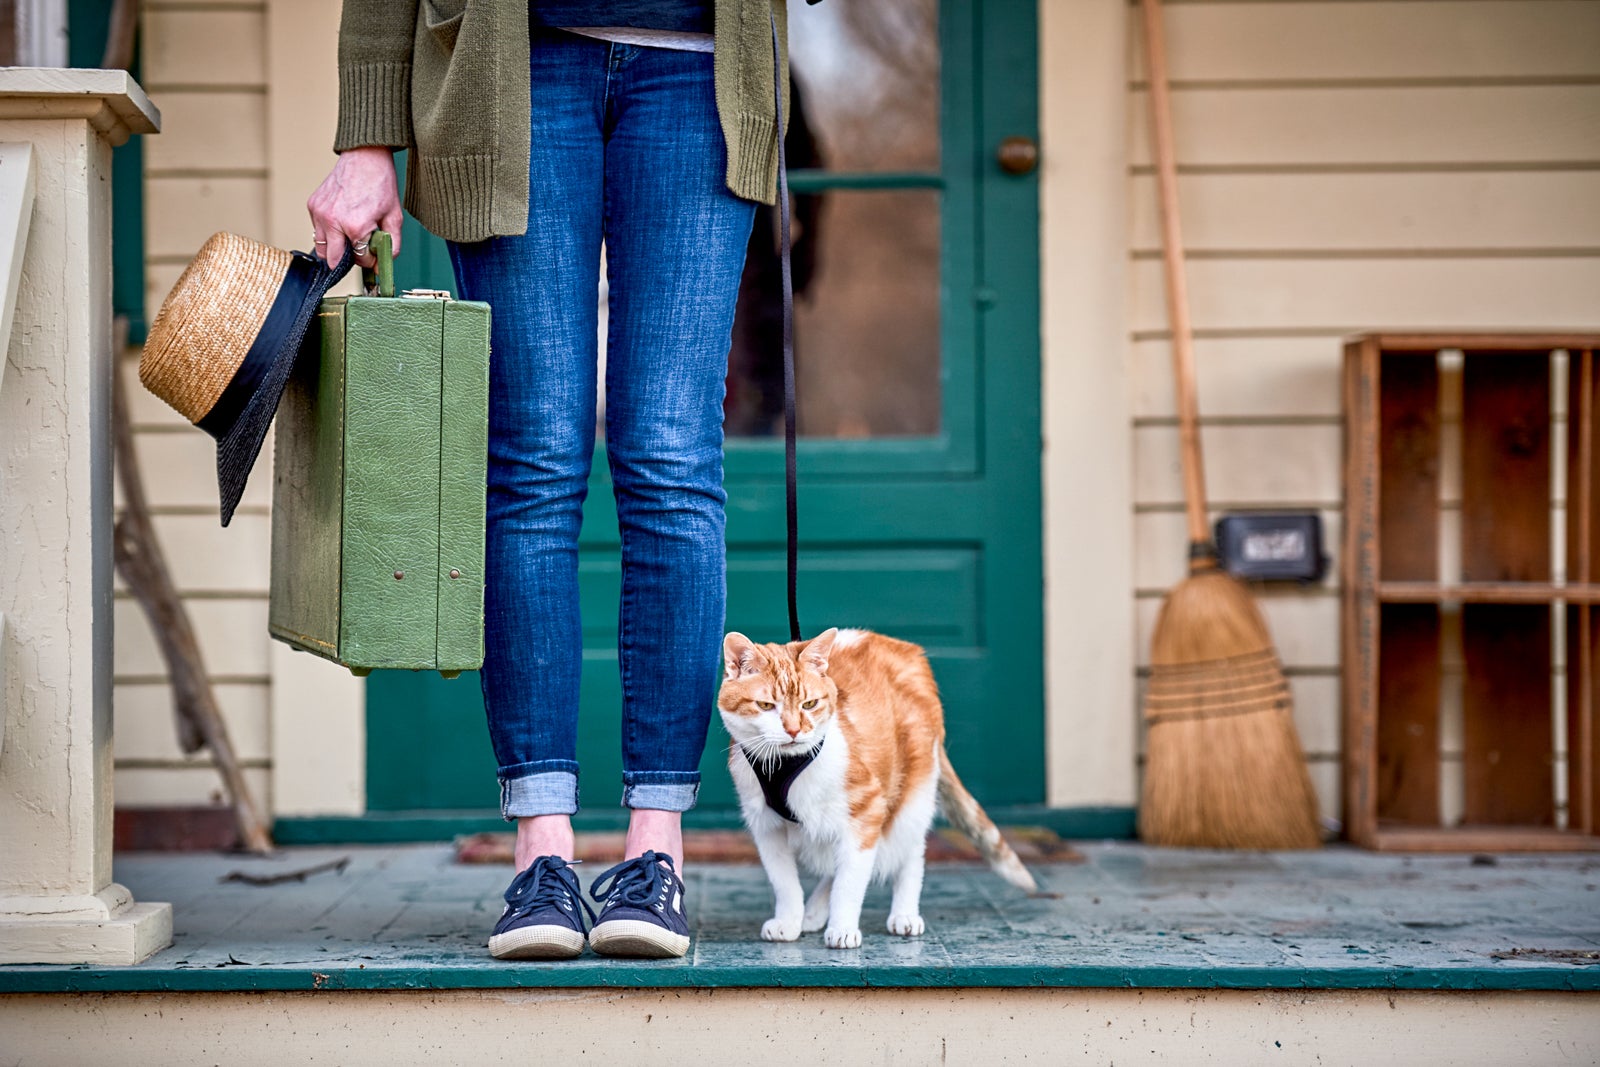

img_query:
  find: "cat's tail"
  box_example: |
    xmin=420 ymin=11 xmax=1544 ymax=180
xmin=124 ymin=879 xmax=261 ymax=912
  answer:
xmin=936 ymin=746 xmax=1038 ymax=893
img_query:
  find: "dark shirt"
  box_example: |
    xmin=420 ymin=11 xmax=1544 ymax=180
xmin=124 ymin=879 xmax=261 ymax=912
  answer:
xmin=530 ymin=1 xmax=714 ymax=33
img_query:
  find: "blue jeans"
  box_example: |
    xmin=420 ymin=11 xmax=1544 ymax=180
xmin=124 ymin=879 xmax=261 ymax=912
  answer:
xmin=448 ymin=29 xmax=755 ymax=818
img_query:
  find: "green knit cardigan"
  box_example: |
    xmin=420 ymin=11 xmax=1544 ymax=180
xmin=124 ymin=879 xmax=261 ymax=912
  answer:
xmin=334 ymin=0 xmax=795 ymax=243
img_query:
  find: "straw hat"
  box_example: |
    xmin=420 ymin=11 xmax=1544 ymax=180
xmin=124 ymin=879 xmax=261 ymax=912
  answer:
xmin=141 ymin=233 xmax=353 ymax=526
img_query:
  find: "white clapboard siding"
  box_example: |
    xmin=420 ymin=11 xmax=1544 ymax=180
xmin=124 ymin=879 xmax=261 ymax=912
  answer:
xmin=1133 ymin=423 xmax=1343 ymax=507
xmin=145 ymin=176 xmax=270 ymax=258
xmin=111 ymin=513 xmax=272 ymax=593
xmin=142 ymin=261 xmax=187 ymax=324
xmin=1129 ymin=258 xmax=1600 ymax=336
xmin=142 ymin=91 xmax=268 ymax=173
xmin=1307 ymin=758 xmax=1340 ymax=825
xmin=114 ymin=682 xmax=271 ymax=762
xmin=114 ymin=429 xmax=273 ymax=512
xmin=1292 ymin=676 xmax=1340 ymax=759
xmin=1127 ymin=86 xmax=1600 ymax=168
xmin=1129 ymin=172 xmax=1600 ymax=254
xmin=114 ymin=598 xmax=271 ymax=680
xmin=1135 ymin=591 xmax=1340 ymax=672
xmin=114 ymin=766 xmax=271 ymax=810
xmin=1130 ymin=1 xmax=1600 ymax=83
xmin=142 ymin=9 xmax=267 ymax=87
xmin=121 ymin=353 xmax=189 ymax=427
xmin=1439 ymin=758 xmax=1466 ymax=827
xmin=1132 ymin=336 xmax=1346 ymax=418
xmin=1134 ymin=508 xmax=1341 ymax=595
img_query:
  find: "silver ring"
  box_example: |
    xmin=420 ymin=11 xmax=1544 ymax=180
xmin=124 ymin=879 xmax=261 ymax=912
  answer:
xmin=352 ymin=241 xmax=369 ymax=253
xmin=313 ymin=238 xmax=328 ymax=245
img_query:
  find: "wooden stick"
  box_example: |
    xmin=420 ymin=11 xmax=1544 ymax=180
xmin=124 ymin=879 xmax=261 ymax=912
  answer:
xmin=0 ymin=0 xmax=18 ymax=67
xmin=1581 ymin=348 xmax=1596 ymax=835
xmin=99 ymin=0 xmax=139 ymax=70
xmin=1140 ymin=0 xmax=1208 ymax=558
xmin=112 ymin=345 xmax=274 ymax=855
xmin=221 ymin=857 xmax=349 ymax=887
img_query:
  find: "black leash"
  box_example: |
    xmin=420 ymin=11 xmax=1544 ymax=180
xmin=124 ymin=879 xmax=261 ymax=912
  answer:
xmin=740 ymin=18 xmax=815 ymax=827
xmin=772 ymin=13 xmax=801 ymax=644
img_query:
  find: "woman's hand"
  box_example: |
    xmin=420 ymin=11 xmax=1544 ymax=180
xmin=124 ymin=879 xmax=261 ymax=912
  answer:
xmin=307 ymin=146 xmax=404 ymax=270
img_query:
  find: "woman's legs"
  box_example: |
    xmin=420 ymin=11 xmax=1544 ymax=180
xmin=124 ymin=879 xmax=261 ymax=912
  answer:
xmin=448 ymin=30 xmax=608 ymax=858
xmin=452 ymin=33 xmax=752 ymax=868
xmin=602 ymin=42 xmax=756 ymax=853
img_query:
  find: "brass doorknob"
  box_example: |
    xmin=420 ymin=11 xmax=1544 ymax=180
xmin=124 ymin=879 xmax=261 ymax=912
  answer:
xmin=997 ymin=136 xmax=1039 ymax=175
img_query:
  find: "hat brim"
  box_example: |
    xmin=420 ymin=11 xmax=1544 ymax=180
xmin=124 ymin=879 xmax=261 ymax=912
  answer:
xmin=213 ymin=248 xmax=353 ymax=526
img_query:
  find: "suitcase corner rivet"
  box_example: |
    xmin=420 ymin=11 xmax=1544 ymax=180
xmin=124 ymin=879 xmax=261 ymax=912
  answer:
xmin=449 ymin=569 xmax=461 ymax=579
xmin=394 ymin=570 xmax=404 ymax=581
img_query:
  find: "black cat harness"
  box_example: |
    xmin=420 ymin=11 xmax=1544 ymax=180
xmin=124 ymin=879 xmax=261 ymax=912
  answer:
xmin=742 ymin=738 xmax=824 ymax=824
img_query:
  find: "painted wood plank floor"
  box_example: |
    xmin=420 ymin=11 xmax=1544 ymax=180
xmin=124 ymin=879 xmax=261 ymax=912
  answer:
xmin=2 ymin=844 xmax=1597 ymax=992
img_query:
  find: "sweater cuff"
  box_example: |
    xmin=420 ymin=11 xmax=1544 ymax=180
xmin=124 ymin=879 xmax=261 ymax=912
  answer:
xmin=334 ymin=61 xmax=413 ymax=151
xmin=726 ymin=113 xmax=778 ymax=206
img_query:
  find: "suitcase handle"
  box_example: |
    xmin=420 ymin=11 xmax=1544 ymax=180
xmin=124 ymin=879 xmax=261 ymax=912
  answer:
xmin=359 ymin=230 xmax=396 ymax=298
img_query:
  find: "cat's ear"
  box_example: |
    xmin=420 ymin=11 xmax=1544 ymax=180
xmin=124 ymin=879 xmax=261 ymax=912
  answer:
xmin=723 ymin=632 xmax=761 ymax=680
xmin=800 ymin=627 xmax=839 ymax=674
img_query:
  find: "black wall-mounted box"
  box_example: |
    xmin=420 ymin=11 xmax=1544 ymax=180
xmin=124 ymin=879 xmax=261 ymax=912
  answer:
xmin=1214 ymin=512 xmax=1327 ymax=583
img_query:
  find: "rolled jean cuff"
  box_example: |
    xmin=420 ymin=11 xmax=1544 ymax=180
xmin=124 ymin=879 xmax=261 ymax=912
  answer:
xmin=621 ymin=772 xmax=701 ymax=812
xmin=498 ymin=762 xmax=580 ymax=820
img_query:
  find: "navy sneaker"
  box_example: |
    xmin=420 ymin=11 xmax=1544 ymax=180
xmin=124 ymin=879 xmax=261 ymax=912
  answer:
xmin=488 ymin=855 xmax=595 ymax=960
xmin=587 ymin=851 xmax=691 ymax=958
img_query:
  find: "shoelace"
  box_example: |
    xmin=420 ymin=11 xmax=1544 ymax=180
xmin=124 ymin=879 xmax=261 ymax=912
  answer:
xmin=503 ymin=855 xmax=596 ymax=924
xmin=589 ymin=850 xmax=679 ymax=912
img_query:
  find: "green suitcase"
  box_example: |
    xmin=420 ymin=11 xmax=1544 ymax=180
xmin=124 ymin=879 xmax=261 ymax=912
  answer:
xmin=269 ymin=232 xmax=490 ymax=677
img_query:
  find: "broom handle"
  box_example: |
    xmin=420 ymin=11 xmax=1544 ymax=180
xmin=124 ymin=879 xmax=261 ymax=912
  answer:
xmin=1140 ymin=0 xmax=1211 ymax=558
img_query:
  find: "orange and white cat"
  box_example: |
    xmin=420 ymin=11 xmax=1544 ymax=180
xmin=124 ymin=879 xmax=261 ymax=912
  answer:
xmin=719 ymin=627 xmax=1036 ymax=949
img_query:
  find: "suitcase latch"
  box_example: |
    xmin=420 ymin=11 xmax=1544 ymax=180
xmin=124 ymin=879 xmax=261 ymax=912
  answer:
xmin=400 ymin=288 xmax=453 ymax=300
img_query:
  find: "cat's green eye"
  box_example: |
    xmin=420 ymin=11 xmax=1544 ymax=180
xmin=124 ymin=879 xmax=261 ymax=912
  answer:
xmin=757 ymin=701 xmax=776 ymax=711
xmin=801 ymin=699 xmax=818 ymax=710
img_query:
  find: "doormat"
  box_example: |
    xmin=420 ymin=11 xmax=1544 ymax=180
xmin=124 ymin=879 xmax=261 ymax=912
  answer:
xmin=453 ymin=826 xmax=1083 ymax=866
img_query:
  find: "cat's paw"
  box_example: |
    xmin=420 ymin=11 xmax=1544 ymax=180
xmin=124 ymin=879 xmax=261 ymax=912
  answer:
xmin=800 ymin=908 xmax=829 ymax=934
xmin=886 ymin=913 xmax=925 ymax=937
xmin=761 ymin=917 xmax=803 ymax=942
xmin=824 ymin=926 xmax=862 ymax=949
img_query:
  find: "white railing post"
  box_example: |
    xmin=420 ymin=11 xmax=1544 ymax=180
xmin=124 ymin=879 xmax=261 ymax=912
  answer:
xmin=0 ymin=68 xmax=168 ymax=965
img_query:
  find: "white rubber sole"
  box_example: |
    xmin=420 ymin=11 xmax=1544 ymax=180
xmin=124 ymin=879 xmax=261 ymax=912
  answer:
xmin=488 ymin=924 xmax=586 ymax=960
xmin=587 ymin=919 xmax=690 ymax=959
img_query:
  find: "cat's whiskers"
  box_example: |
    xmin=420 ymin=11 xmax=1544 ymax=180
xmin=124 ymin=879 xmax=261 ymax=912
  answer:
xmin=735 ymin=734 xmax=786 ymax=774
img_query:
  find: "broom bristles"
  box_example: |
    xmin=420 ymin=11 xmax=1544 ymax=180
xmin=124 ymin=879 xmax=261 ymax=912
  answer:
xmin=1150 ymin=567 xmax=1272 ymax=666
xmin=1140 ymin=568 xmax=1322 ymax=850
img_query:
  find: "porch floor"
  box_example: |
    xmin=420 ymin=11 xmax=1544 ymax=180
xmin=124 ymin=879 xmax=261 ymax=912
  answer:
xmin=2 ymin=842 xmax=1597 ymax=993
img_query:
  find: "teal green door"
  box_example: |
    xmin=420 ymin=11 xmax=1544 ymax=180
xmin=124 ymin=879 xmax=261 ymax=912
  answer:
xmin=367 ymin=0 xmax=1041 ymax=818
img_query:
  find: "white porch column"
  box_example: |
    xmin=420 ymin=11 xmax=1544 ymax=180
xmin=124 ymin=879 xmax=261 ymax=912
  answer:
xmin=0 ymin=68 xmax=168 ymax=965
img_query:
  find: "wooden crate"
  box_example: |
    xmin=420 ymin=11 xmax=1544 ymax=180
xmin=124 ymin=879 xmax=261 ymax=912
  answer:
xmin=1343 ymin=333 xmax=1600 ymax=851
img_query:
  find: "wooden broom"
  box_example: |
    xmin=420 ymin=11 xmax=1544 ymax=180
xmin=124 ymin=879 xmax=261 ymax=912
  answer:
xmin=1136 ymin=0 xmax=1321 ymax=849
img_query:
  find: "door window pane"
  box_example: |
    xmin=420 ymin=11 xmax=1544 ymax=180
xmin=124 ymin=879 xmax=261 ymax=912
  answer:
xmin=788 ymin=0 xmax=939 ymax=174
xmin=726 ymin=0 xmax=942 ymax=439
